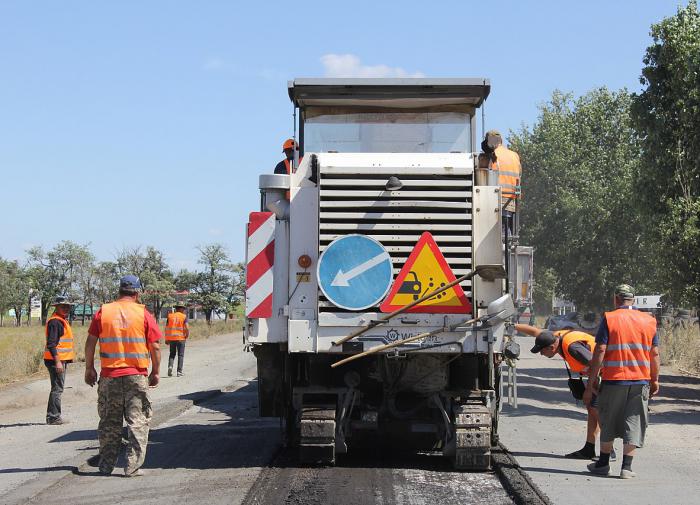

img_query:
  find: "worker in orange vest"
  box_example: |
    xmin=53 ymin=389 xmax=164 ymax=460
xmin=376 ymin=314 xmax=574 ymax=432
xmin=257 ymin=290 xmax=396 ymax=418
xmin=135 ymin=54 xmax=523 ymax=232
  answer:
xmin=274 ymin=138 xmax=302 ymax=200
xmin=84 ymin=275 xmax=162 ymax=477
xmin=44 ymin=296 xmax=75 ymax=425
xmin=585 ymin=284 xmax=659 ymax=479
xmin=274 ymin=138 xmax=300 ymax=175
xmin=518 ymin=323 xmax=616 ymax=461
xmin=480 ymin=130 xmax=522 ymax=235
xmin=165 ymin=302 xmax=189 ymax=377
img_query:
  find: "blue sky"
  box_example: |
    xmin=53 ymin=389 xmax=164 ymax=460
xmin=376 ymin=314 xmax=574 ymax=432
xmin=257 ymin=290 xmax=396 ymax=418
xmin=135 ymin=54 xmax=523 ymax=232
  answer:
xmin=0 ymin=0 xmax=683 ymax=270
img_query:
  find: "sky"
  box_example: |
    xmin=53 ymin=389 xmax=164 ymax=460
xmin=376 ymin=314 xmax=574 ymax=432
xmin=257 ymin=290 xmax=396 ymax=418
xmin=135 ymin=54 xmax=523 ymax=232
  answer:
xmin=0 ymin=0 xmax=685 ymax=271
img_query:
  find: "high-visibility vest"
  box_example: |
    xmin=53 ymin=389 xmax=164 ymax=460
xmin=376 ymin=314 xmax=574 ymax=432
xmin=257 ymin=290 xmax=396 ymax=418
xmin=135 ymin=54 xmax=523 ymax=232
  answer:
xmin=601 ymin=308 xmax=657 ymax=381
xmin=556 ymin=330 xmax=596 ymax=374
xmin=99 ymin=301 xmax=150 ymax=369
xmin=283 ymin=156 xmax=303 ymax=200
xmin=165 ymin=312 xmax=187 ymax=342
xmin=44 ymin=314 xmax=75 ymax=361
xmin=490 ymin=145 xmax=521 ymax=200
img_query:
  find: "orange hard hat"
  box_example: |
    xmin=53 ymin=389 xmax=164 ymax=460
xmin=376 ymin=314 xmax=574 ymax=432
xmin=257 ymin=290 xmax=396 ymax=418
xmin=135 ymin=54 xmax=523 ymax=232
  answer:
xmin=282 ymin=138 xmax=297 ymax=151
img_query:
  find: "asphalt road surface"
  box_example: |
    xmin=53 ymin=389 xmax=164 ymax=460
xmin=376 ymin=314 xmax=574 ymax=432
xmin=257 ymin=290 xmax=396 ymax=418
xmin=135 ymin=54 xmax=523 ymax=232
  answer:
xmin=1 ymin=333 xmax=534 ymax=505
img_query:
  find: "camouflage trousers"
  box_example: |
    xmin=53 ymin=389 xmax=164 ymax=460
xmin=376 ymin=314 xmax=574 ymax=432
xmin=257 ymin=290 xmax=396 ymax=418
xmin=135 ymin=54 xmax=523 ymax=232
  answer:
xmin=97 ymin=374 xmax=153 ymax=475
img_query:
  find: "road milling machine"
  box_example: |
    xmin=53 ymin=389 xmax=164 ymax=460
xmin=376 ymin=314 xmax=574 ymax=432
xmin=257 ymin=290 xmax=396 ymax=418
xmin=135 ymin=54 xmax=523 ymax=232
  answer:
xmin=244 ymin=78 xmax=519 ymax=470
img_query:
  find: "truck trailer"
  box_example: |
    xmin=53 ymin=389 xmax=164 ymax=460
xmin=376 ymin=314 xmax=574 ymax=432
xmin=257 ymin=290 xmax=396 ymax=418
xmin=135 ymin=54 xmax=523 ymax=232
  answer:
xmin=244 ymin=78 xmax=518 ymax=470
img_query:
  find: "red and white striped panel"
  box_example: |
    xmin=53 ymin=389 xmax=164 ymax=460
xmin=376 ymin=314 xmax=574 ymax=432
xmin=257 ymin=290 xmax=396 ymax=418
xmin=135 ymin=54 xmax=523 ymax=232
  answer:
xmin=246 ymin=212 xmax=275 ymax=318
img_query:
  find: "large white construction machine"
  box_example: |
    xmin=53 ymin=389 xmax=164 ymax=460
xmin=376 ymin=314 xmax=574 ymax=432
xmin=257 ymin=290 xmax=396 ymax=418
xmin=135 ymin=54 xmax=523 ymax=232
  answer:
xmin=244 ymin=78 xmax=519 ymax=470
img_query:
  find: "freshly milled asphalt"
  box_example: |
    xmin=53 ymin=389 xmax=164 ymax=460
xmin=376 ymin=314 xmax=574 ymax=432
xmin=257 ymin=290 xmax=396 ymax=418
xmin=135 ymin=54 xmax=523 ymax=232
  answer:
xmin=1 ymin=332 xmax=553 ymax=505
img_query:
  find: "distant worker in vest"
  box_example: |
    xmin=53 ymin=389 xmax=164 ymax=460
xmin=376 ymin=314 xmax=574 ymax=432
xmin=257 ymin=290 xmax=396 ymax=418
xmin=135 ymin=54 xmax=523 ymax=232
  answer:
xmin=584 ymin=284 xmax=659 ymax=479
xmin=518 ymin=323 xmax=615 ymax=461
xmin=84 ymin=275 xmax=162 ymax=477
xmin=480 ymin=130 xmax=522 ymax=234
xmin=165 ymin=302 xmax=189 ymax=377
xmin=44 ymin=296 xmax=75 ymax=425
xmin=274 ymin=138 xmax=300 ymax=175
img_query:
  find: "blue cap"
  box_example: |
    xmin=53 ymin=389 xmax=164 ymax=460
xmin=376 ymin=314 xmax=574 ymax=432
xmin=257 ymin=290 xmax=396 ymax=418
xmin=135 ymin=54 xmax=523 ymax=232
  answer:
xmin=119 ymin=275 xmax=142 ymax=290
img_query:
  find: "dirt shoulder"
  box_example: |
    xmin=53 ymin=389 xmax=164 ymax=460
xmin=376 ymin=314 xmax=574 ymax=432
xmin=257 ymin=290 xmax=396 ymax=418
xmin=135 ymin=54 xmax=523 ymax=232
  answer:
xmin=499 ymin=335 xmax=700 ymax=505
xmin=0 ymin=331 xmax=255 ymax=503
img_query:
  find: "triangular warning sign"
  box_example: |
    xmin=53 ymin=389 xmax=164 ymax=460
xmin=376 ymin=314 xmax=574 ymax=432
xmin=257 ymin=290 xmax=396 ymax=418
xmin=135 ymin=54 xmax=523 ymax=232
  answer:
xmin=380 ymin=232 xmax=472 ymax=313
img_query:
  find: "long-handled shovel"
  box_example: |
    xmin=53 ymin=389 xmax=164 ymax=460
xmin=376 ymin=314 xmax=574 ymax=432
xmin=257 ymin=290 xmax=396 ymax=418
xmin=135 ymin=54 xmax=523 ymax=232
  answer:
xmin=331 ymin=316 xmax=479 ymax=368
xmin=331 ymin=264 xmax=505 ymax=347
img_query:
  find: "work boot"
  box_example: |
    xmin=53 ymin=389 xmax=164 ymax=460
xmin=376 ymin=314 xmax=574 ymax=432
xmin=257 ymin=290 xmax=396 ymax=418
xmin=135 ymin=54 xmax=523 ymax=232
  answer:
xmin=47 ymin=418 xmax=68 ymax=425
xmin=177 ymin=371 xmax=183 ymax=377
xmin=124 ymin=468 xmax=144 ymax=477
xmin=587 ymin=462 xmax=610 ymax=476
xmin=620 ymin=469 xmax=637 ymax=479
xmin=565 ymin=447 xmax=595 ymax=460
xmin=168 ymin=367 xmax=173 ymax=377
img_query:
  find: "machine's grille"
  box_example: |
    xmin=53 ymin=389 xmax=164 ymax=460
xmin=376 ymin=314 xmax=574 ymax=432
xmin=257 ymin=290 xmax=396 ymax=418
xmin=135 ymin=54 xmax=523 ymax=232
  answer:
xmin=318 ymin=164 xmax=473 ymax=314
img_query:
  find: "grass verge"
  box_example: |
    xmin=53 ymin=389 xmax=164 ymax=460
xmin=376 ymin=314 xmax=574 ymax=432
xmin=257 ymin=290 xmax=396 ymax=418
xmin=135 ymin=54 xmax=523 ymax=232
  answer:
xmin=0 ymin=318 xmax=241 ymax=384
xmin=659 ymin=321 xmax=700 ymax=374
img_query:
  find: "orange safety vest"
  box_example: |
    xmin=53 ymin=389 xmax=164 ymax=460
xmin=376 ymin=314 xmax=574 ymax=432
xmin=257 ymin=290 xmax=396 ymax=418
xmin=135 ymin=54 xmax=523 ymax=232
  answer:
xmin=490 ymin=145 xmax=521 ymax=200
xmin=44 ymin=314 xmax=75 ymax=361
xmin=601 ymin=308 xmax=657 ymax=381
xmin=99 ymin=300 xmax=150 ymax=369
xmin=557 ymin=330 xmax=596 ymax=374
xmin=283 ymin=156 xmax=303 ymax=200
xmin=165 ymin=312 xmax=187 ymax=342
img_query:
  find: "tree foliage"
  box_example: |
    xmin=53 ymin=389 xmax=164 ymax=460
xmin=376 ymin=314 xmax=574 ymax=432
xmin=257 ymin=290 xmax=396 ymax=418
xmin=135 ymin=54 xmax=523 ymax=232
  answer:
xmin=510 ymin=88 xmax=658 ymax=310
xmin=185 ymin=244 xmax=245 ymax=324
xmin=632 ymin=0 xmax=700 ymax=305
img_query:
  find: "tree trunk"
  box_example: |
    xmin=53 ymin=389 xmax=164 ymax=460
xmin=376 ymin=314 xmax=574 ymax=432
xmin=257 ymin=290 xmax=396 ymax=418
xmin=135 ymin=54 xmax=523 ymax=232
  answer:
xmin=205 ymin=309 xmax=212 ymax=325
xmin=41 ymin=299 xmax=49 ymax=325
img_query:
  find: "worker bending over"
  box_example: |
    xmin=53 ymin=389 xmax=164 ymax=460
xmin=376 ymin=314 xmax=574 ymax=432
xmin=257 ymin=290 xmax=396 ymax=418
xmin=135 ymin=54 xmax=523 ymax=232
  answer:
xmin=518 ymin=323 xmax=615 ymax=461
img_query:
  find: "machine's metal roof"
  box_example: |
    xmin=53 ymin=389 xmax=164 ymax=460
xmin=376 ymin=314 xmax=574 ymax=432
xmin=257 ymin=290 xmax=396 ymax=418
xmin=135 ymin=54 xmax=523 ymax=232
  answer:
xmin=288 ymin=78 xmax=491 ymax=109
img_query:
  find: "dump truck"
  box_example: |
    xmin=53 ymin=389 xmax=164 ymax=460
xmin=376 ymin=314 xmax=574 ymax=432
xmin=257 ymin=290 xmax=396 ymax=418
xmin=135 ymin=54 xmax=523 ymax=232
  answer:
xmin=244 ymin=78 xmax=517 ymax=470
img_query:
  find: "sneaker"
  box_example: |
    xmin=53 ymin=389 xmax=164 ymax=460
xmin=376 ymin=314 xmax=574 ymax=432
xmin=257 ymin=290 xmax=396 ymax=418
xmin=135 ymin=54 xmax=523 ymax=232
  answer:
xmin=620 ymin=469 xmax=637 ymax=479
xmin=124 ymin=468 xmax=144 ymax=477
xmin=168 ymin=367 xmax=173 ymax=377
xmin=587 ymin=462 xmax=610 ymax=476
xmin=177 ymin=371 xmax=183 ymax=377
xmin=565 ymin=448 xmax=595 ymax=460
xmin=47 ymin=418 xmax=68 ymax=425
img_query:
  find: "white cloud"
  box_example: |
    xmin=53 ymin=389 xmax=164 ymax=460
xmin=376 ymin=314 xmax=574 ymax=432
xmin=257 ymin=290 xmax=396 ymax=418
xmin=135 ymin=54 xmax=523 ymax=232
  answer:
xmin=320 ymin=54 xmax=425 ymax=78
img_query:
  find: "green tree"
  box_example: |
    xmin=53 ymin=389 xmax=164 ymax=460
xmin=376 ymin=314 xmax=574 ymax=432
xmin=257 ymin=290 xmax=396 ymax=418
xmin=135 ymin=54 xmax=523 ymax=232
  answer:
xmin=631 ymin=0 xmax=700 ymax=305
xmin=27 ymin=241 xmax=92 ymax=323
xmin=115 ymin=247 xmax=175 ymax=319
xmin=190 ymin=244 xmax=234 ymax=324
xmin=0 ymin=259 xmax=32 ymax=326
xmin=510 ymin=88 xmax=658 ymax=311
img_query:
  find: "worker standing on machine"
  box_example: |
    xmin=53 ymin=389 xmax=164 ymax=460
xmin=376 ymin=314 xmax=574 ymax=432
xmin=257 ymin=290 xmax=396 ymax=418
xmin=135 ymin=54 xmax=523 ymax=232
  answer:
xmin=274 ymin=138 xmax=300 ymax=175
xmin=479 ymin=130 xmax=521 ymax=236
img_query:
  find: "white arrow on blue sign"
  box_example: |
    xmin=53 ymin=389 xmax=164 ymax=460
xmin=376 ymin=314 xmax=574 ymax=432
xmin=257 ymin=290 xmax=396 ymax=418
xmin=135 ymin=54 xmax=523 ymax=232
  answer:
xmin=317 ymin=234 xmax=393 ymax=311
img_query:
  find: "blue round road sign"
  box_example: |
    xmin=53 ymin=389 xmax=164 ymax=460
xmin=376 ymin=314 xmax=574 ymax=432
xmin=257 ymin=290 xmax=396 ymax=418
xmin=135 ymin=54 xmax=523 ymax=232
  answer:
xmin=317 ymin=235 xmax=393 ymax=311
